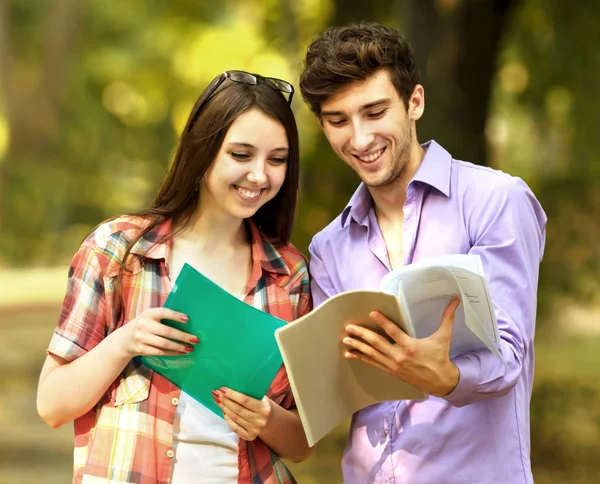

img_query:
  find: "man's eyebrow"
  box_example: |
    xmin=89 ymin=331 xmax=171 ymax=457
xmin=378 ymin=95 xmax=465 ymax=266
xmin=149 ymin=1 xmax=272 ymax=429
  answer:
xmin=359 ymin=98 xmax=391 ymax=111
xmin=320 ymin=98 xmax=392 ymax=117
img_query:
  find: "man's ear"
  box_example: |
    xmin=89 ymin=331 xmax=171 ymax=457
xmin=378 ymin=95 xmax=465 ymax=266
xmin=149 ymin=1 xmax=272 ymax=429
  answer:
xmin=409 ymin=84 xmax=425 ymax=122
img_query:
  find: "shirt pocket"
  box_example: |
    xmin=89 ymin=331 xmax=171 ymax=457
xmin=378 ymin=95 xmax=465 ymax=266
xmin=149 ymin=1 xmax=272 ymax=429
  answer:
xmin=108 ymin=358 xmax=152 ymax=405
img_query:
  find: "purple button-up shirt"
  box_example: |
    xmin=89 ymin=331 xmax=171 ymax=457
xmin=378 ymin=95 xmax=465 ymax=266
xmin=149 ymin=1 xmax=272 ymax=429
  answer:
xmin=309 ymin=141 xmax=547 ymax=484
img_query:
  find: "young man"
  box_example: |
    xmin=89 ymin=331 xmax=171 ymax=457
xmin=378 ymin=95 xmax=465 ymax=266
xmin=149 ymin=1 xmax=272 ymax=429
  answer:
xmin=299 ymin=23 xmax=546 ymax=484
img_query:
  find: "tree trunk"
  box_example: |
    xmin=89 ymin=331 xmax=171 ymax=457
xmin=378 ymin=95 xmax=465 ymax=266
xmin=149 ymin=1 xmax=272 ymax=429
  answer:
xmin=9 ymin=0 xmax=85 ymax=157
xmin=0 ymin=0 xmax=85 ymax=241
xmin=408 ymin=0 xmax=519 ymax=166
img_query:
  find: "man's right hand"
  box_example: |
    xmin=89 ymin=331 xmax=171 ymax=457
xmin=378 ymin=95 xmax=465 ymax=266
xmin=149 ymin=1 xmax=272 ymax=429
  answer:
xmin=342 ymin=298 xmax=461 ymax=397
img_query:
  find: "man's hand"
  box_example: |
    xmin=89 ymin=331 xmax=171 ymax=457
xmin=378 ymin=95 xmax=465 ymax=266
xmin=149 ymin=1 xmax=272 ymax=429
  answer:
xmin=342 ymin=298 xmax=461 ymax=397
xmin=213 ymin=387 xmax=272 ymax=441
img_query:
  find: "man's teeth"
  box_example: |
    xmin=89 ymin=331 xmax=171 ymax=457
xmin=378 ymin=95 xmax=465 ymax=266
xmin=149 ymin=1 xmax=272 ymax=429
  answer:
xmin=236 ymin=186 xmax=262 ymax=199
xmin=357 ymin=148 xmax=384 ymax=162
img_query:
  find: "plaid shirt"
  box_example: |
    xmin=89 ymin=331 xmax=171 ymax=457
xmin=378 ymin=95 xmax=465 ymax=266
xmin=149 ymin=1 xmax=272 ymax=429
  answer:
xmin=48 ymin=216 xmax=312 ymax=484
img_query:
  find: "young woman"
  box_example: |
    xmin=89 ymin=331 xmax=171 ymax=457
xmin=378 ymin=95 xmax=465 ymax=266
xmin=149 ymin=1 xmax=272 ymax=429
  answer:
xmin=37 ymin=70 xmax=312 ymax=484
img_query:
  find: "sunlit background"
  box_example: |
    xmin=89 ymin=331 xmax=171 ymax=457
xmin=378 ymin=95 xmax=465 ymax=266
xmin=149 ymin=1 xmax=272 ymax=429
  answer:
xmin=1 ymin=0 xmax=599 ymax=483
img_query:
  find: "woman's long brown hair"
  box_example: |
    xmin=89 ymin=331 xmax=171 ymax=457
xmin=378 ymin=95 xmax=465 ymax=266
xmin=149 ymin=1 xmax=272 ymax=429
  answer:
xmin=108 ymin=74 xmax=300 ymax=321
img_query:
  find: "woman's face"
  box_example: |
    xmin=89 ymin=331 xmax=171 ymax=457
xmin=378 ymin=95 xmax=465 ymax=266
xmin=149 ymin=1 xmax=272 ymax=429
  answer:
xmin=200 ymin=108 xmax=289 ymax=222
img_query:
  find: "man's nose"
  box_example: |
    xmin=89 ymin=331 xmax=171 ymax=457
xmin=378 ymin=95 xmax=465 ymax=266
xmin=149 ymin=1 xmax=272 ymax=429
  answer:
xmin=350 ymin=123 xmax=375 ymax=152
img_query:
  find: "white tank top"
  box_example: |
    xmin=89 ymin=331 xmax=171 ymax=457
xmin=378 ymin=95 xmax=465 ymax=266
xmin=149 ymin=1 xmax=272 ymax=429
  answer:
xmin=170 ymin=391 xmax=239 ymax=483
xmin=167 ymin=256 xmax=244 ymax=483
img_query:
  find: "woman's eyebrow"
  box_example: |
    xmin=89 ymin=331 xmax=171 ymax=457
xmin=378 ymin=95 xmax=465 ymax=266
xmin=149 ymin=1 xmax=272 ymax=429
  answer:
xmin=226 ymin=142 xmax=257 ymax=149
xmin=227 ymin=143 xmax=288 ymax=153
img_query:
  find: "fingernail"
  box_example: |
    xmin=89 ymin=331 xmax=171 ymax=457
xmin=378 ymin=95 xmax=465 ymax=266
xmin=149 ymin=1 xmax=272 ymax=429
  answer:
xmin=218 ymin=388 xmax=226 ymax=395
xmin=180 ymin=315 xmax=189 ymax=322
xmin=211 ymin=390 xmax=220 ymax=402
xmin=184 ymin=346 xmax=194 ymax=353
xmin=190 ymin=336 xmax=200 ymax=344
xmin=343 ymin=337 xmax=351 ymax=345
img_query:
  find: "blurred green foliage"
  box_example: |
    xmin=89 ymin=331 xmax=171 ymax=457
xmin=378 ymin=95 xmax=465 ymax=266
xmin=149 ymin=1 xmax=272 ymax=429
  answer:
xmin=2 ymin=1 xmax=598 ymax=316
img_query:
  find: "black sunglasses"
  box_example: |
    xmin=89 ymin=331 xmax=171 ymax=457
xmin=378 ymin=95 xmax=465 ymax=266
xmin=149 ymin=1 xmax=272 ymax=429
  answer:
xmin=190 ymin=70 xmax=294 ymax=126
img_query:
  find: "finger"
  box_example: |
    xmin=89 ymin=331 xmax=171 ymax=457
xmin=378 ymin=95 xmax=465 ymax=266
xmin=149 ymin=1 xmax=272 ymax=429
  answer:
xmin=140 ymin=332 xmax=193 ymax=354
xmin=145 ymin=319 xmax=200 ymax=345
xmin=345 ymin=349 xmax=394 ymax=375
xmin=217 ymin=399 xmax=256 ymax=435
xmin=344 ymin=323 xmax=395 ymax=354
xmin=438 ymin=298 xmax=461 ymax=335
xmin=342 ymin=335 xmax=396 ymax=368
xmin=140 ymin=345 xmax=188 ymax=357
xmin=220 ymin=401 xmax=255 ymax=431
xmin=368 ymin=311 xmax=410 ymax=344
xmin=216 ymin=393 xmax=258 ymax=422
xmin=218 ymin=387 xmax=262 ymax=412
xmin=223 ymin=414 xmax=253 ymax=441
xmin=144 ymin=307 xmax=190 ymax=324
xmin=163 ymin=326 xmax=200 ymax=345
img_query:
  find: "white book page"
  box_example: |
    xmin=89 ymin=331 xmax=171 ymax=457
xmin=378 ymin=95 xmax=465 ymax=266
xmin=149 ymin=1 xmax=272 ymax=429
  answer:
xmin=445 ymin=267 xmax=500 ymax=344
xmin=397 ymin=267 xmax=483 ymax=357
xmin=380 ymin=255 xmax=504 ymax=363
xmin=380 ymin=254 xmax=484 ymax=301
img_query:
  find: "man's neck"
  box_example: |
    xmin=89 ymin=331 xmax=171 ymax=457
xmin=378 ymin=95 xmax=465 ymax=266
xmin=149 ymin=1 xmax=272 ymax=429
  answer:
xmin=371 ymin=140 xmax=425 ymax=225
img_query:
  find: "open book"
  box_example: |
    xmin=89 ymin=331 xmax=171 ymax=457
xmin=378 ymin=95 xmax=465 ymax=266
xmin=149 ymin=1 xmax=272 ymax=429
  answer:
xmin=274 ymin=254 xmax=504 ymax=446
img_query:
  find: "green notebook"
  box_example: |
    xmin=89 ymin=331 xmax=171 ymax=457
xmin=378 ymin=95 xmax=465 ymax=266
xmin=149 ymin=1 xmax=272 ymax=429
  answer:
xmin=140 ymin=263 xmax=286 ymax=418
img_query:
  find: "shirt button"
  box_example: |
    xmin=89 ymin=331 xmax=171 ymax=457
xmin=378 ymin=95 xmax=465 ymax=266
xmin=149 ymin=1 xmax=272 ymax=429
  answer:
xmin=171 ymin=397 xmax=179 ymax=406
xmin=167 ymin=449 xmax=174 ymax=458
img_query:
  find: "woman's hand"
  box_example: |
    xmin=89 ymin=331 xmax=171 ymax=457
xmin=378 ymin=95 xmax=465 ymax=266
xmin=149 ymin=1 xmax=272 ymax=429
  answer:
xmin=117 ymin=307 xmax=199 ymax=358
xmin=213 ymin=388 xmax=272 ymax=441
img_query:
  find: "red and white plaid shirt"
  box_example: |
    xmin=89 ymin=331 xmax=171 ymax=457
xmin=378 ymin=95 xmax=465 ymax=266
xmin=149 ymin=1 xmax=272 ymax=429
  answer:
xmin=48 ymin=216 xmax=312 ymax=483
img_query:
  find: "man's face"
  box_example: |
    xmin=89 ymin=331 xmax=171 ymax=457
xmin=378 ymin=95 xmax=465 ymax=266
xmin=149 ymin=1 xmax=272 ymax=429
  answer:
xmin=319 ymin=69 xmax=422 ymax=188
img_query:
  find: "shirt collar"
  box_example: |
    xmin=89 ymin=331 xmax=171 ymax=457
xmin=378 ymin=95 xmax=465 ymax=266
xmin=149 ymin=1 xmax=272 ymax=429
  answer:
xmin=341 ymin=183 xmax=373 ymax=227
xmin=411 ymin=140 xmax=451 ymax=197
xmin=131 ymin=217 xmax=289 ymax=277
xmin=130 ymin=217 xmax=171 ymax=260
xmin=247 ymin=220 xmax=291 ymax=276
xmin=341 ymin=140 xmax=451 ymax=228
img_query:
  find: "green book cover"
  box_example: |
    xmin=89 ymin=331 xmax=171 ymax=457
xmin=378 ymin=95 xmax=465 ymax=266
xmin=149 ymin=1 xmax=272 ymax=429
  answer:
xmin=140 ymin=263 xmax=286 ymax=418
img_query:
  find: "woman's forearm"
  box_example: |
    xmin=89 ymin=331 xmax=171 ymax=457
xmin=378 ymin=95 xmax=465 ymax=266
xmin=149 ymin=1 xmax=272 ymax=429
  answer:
xmin=36 ymin=328 xmax=132 ymax=428
xmin=259 ymin=402 xmax=313 ymax=463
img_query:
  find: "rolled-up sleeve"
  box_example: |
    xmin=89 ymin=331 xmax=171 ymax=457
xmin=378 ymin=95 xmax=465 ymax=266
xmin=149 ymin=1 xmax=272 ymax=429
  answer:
xmin=445 ymin=177 xmax=547 ymax=406
xmin=48 ymin=244 xmax=108 ymax=362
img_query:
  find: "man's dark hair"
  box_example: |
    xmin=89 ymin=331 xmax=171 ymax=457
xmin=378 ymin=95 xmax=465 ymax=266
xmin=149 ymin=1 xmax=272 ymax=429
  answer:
xmin=299 ymin=22 xmax=421 ymax=115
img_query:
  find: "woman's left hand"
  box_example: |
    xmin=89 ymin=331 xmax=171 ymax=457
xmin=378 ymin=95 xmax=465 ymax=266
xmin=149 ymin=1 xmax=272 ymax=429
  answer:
xmin=212 ymin=388 xmax=272 ymax=441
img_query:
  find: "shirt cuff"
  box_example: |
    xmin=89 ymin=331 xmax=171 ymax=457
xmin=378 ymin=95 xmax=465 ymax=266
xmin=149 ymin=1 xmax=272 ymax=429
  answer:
xmin=47 ymin=332 xmax=88 ymax=362
xmin=442 ymin=355 xmax=480 ymax=406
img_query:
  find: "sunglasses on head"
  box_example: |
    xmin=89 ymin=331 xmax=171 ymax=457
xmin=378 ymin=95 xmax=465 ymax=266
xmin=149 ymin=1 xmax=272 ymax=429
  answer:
xmin=189 ymin=70 xmax=294 ymax=126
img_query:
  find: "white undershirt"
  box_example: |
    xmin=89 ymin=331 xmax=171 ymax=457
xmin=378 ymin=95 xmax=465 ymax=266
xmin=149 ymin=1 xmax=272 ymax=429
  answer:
xmin=170 ymin=391 xmax=239 ymax=483
xmin=168 ymin=251 xmax=247 ymax=483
